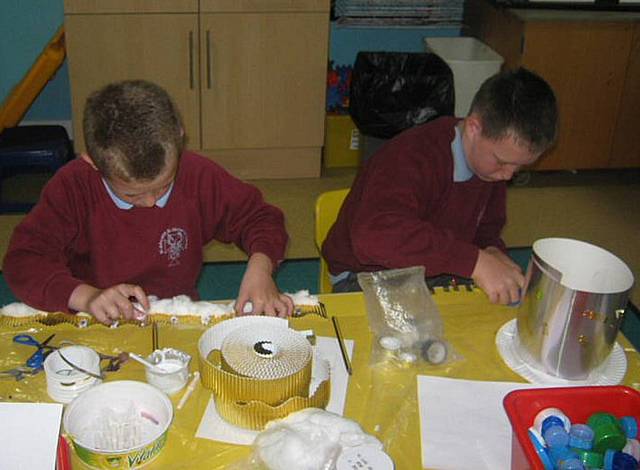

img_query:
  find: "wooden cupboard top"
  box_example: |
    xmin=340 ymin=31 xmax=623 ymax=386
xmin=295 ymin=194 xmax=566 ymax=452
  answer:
xmin=64 ymin=0 xmax=198 ymax=14
xmin=509 ymin=8 xmax=640 ymax=22
xmin=200 ymin=0 xmax=329 ymax=13
xmin=64 ymin=0 xmax=328 ymax=14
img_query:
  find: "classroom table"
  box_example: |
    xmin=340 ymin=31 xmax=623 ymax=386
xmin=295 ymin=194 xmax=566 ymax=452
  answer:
xmin=1 ymin=290 xmax=639 ymax=469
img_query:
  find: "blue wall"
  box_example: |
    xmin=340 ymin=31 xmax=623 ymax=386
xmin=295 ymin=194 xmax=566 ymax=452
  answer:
xmin=0 ymin=2 xmax=459 ymax=123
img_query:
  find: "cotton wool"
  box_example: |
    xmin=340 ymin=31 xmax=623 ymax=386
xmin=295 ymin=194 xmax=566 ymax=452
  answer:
xmin=254 ymin=408 xmax=382 ymax=470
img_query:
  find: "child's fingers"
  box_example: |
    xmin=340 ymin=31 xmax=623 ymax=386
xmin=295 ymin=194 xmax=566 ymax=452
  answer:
xmin=277 ymin=295 xmax=294 ymax=317
xmin=129 ymin=285 xmax=150 ymax=311
xmin=235 ymin=298 xmax=249 ymax=316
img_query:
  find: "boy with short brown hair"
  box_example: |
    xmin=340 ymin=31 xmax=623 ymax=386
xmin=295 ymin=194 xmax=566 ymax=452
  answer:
xmin=322 ymin=67 xmax=558 ymax=305
xmin=4 ymin=80 xmax=293 ymax=324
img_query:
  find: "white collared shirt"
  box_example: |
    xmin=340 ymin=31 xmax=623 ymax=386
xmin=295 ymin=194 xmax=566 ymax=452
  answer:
xmin=102 ymin=179 xmax=174 ymax=209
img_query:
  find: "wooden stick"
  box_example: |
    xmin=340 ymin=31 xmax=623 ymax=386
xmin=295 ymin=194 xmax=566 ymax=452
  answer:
xmin=177 ymin=371 xmax=200 ymax=410
xmin=331 ymin=316 xmax=352 ymax=375
xmin=152 ymin=322 xmax=159 ymax=352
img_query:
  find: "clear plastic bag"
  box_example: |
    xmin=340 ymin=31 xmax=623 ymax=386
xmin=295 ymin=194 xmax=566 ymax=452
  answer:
xmin=358 ymin=266 xmax=456 ymax=367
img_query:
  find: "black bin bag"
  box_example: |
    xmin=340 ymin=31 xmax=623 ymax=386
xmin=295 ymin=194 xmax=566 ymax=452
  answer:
xmin=349 ymin=52 xmax=454 ymax=140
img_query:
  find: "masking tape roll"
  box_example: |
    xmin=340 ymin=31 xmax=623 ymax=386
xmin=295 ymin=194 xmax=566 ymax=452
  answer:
xmin=198 ymin=316 xmax=330 ymax=430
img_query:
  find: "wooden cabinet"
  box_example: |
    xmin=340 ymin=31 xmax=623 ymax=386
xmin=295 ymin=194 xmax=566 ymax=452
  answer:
xmin=466 ymin=0 xmax=640 ymax=171
xmin=610 ymin=23 xmax=640 ymax=168
xmin=64 ymin=0 xmax=330 ymax=178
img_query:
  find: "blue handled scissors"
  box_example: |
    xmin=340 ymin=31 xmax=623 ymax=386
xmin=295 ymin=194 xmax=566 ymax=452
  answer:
xmin=13 ymin=333 xmax=57 ymax=369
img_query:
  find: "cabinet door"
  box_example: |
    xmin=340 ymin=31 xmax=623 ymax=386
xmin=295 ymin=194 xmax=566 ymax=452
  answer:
xmin=610 ymin=23 xmax=640 ymax=168
xmin=65 ymin=14 xmax=200 ymax=152
xmin=521 ymin=22 xmax=633 ymax=171
xmin=199 ymin=12 xmax=329 ymax=150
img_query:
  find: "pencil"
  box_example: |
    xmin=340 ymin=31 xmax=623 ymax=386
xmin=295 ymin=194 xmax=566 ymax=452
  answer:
xmin=331 ymin=316 xmax=352 ymax=375
xmin=177 ymin=371 xmax=200 ymax=410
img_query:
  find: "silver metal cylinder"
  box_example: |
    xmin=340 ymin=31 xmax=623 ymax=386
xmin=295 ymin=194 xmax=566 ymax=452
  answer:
xmin=516 ymin=238 xmax=634 ymax=380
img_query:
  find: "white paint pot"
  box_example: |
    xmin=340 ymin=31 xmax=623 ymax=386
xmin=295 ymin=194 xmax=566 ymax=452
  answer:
xmin=44 ymin=345 xmax=102 ymax=403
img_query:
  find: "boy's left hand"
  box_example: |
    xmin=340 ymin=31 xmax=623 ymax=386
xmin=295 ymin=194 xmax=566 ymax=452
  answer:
xmin=235 ymin=253 xmax=294 ymax=317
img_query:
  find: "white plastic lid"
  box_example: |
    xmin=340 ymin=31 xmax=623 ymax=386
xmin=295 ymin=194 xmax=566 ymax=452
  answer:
xmin=336 ymin=445 xmax=394 ymax=470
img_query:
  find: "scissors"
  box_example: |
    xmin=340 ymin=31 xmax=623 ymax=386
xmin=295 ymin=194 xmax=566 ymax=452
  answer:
xmin=0 ymin=367 xmax=40 ymax=381
xmin=13 ymin=334 xmax=57 ymax=369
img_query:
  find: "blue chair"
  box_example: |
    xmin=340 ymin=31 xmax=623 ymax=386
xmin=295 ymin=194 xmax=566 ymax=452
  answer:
xmin=0 ymin=125 xmax=73 ymax=213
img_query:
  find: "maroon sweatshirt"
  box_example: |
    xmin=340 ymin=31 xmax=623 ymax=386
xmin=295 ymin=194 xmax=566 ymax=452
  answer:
xmin=322 ymin=116 xmax=507 ymax=279
xmin=3 ymin=151 xmax=288 ymax=312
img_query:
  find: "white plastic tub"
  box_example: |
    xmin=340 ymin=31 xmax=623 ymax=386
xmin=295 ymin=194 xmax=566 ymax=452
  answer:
xmin=424 ymin=37 xmax=503 ymax=117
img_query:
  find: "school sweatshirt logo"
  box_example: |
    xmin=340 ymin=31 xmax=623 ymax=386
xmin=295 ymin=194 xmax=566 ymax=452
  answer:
xmin=159 ymin=227 xmax=188 ymax=267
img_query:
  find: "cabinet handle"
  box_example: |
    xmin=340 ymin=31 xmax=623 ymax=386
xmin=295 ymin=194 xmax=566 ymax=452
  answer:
xmin=189 ymin=31 xmax=194 ymax=90
xmin=206 ymin=30 xmax=212 ymax=89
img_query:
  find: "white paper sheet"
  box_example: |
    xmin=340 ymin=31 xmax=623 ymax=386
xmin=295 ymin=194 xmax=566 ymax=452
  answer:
xmin=196 ymin=336 xmax=354 ymax=445
xmin=417 ymin=376 xmax=535 ymax=470
xmin=0 ymin=402 xmax=64 ymax=470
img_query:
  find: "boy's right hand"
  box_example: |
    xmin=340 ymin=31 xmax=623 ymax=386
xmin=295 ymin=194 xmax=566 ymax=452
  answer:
xmin=69 ymin=283 xmax=150 ymax=325
xmin=471 ymin=247 xmax=525 ymax=305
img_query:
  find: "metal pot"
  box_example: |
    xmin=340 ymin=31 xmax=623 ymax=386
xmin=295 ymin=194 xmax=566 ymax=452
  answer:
xmin=516 ymin=238 xmax=634 ymax=380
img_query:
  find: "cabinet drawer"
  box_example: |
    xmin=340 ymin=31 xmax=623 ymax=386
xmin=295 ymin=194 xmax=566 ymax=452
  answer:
xmin=200 ymin=0 xmax=329 ymax=13
xmin=64 ymin=0 xmax=198 ymax=14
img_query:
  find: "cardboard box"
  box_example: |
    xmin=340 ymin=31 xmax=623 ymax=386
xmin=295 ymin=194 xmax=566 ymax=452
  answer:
xmin=323 ymin=114 xmax=360 ymax=168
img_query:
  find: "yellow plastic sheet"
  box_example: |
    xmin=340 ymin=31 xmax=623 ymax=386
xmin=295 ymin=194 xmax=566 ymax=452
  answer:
xmin=2 ymin=290 xmax=640 ymax=469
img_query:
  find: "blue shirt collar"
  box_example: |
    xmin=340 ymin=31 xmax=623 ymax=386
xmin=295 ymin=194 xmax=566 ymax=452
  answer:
xmin=451 ymin=125 xmax=474 ymax=182
xmin=102 ymin=179 xmax=174 ymax=210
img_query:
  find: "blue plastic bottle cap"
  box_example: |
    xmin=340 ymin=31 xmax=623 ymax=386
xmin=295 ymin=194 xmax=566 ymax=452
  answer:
xmin=543 ymin=425 xmax=570 ymax=449
xmin=569 ymin=423 xmax=594 ymax=450
xmin=619 ymin=416 xmax=639 ymax=439
xmin=535 ymin=408 xmax=571 ymax=433
xmin=603 ymin=449 xmax=615 ymax=470
xmin=550 ymin=446 xmax=578 ymax=462
xmin=542 ymin=416 xmax=567 ymax=435
xmin=557 ymin=457 xmax=585 ymax=470
xmin=528 ymin=429 xmax=555 ymax=470
xmin=604 ymin=449 xmax=638 ymax=470
xmin=614 ymin=451 xmax=639 ymax=469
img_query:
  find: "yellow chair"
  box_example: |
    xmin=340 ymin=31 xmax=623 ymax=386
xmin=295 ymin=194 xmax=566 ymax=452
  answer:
xmin=315 ymin=188 xmax=350 ymax=293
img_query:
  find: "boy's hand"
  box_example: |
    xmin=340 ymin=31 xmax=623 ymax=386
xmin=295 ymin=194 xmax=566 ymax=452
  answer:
xmin=69 ymin=283 xmax=150 ymax=325
xmin=235 ymin=253 xmax=294 ymax=318
xmin=471 ymin=247 xmax=524 ymax=305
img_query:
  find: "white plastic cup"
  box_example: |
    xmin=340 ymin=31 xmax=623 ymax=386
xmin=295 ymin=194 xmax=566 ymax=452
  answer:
xmin=144 ymin=348 xmax=191 ymax=395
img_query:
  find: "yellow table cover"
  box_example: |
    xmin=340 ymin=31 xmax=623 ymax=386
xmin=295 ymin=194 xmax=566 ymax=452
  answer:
xmin=1 ymin=289 xmax=639 ymax=469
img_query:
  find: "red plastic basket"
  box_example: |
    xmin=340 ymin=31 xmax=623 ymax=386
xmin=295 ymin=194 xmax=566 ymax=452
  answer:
xmin=503 ymin=385 xmax=640 ymax=469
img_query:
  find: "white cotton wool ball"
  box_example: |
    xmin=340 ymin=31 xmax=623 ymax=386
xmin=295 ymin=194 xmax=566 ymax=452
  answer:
xmin=255 ymin=424 xmax=340 ymax=470
xmin=254 ymin=408 xmax=382 ymax=470
xmin=1 ymin=302 xmax=41 ymax=317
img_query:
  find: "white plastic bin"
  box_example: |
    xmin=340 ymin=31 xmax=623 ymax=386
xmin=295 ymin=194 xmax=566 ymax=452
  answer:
xmin=424 ymin=37 xmax=503 ymax=117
